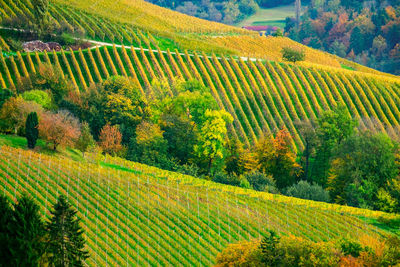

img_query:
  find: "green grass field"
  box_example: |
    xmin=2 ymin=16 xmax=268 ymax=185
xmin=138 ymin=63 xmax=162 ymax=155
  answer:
xmin=236 ymin=5 xmax=296 ymax=28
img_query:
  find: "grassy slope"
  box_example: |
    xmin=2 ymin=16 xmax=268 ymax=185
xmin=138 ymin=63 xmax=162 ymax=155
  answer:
xmin=0 ymin=135 xmax=396 ymax=266
xmin=236 ymin=5 xmax=296 ymax=28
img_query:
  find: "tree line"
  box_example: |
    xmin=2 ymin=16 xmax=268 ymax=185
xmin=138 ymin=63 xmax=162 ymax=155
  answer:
xmin=216 ymin=230 xmax=400 ymax=266
xmin=1 ymin=64 xmax=400 ymax=213
xmin=145 ymin=0 xmax=259 ymax=24
xmin=286 ymin=0 xmax=400 ymax=75
xmin=0 ymin=194 xmax=88 ymax=266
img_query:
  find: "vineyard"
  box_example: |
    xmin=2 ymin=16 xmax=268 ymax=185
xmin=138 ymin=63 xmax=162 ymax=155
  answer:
xmin=0 ymin=145 xmax=394 ymax=266
xmin=2 ymin=45 xmax=400 ymax=149
xmin=0 ymin=0 xmax=248 ymax=54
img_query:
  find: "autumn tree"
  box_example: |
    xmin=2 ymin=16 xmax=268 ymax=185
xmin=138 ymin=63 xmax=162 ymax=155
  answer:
xmin=98 ymin=124 xmax=123 ymax=156
xmin=29 ymin=64 xmax=72 ymax=104
xmin=0 ymin=97 xmax=43 ymax=135
xmin=195 ymin=109 xmax=233 ymax=175
xmin=39 ymin=110 xmax=81 ymax=151
xmin=255 ymin=129 xmax=301 ymax=189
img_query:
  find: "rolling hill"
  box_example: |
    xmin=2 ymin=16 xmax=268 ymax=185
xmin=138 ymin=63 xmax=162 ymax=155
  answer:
xmin=1 ymin=0 xmax=400 ymax=265
xmin=0 ymin=145 xmax=394 ymax=266
xmin=2 ymin=44 xmax=400 ymax=150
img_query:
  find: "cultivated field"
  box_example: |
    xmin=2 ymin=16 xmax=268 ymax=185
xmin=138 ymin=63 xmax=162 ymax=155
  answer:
xmin=0 ymin=146 xmax=393 ymax=266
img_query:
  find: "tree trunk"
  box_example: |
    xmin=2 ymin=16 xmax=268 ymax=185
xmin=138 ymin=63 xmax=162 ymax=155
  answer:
xmin=208 ymin=156 xmax=214 ymax=176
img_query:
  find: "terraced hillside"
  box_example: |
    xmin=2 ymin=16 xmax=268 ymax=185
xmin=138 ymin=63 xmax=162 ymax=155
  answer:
xmin=0 ymin=145 xmax=393 ymax=266
xmin=2 ymin=46 xmax=400 ymax=149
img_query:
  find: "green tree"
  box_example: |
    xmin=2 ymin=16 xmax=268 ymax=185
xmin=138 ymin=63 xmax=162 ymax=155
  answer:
xmin=225 ymin=137 xmax=245 ymax=175
xmin=8 ymin=195 xmax=47 ymax=266
xmin=160 ymin=114 xmax=198 ymax=165
xmin=22 ymin=90 xmax=52 ymax=109
xmin=75 ymin=122 xmax=95 ymax=156
xmin=296 ymin=120 xmax=317 ymax=182
xmin=0 ymin=88 xmax=13 ymax=109
xmin=0 ymin=196 xmax=12 ymax=266
xmin=129 ymin=121 xmax=172 ymax=169
xmin=103 ymin=76 xmax=149 ymax=144
xmin=311 ymin=105 xmax=357 ymax=186
xmin=195 ymin=109 xmax=233 ymax=175
xmin=26 ymin=112 xmax=39 ymax=149
xmin=328 ymin=132 xmax=398 ymax=209
xmin=32 ymin=0 xmax=49 ymax=36
xmin=282 ymin=47 xmax=305 ymax=63
xmin=260 ymin=230 xmax=282 ymax=266
xmin=47 ymin=195 xmax=89 ymax=267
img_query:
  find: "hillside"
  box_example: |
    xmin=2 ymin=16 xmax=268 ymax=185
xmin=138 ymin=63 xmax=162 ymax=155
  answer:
xmin=0 ymin=145 xmax=394 ymax=266
xmin=2 ymin=45 xmax=400 ymax=150
xmin=1 ymin=0 xmax=397 ymax=75
xmin=2 ymin=0 xmax=400 ymax=265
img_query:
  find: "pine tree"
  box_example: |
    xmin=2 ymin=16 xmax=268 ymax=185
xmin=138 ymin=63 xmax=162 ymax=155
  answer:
xmin=47 ymin=195 xmax=89 ymax=267
xmin=0 ymin=196 xmax=12 ymax=266
xmin=26 ymin=112 xmax=39 ymax=149
xmin=8 ymin=195 xmax=47 ymax=266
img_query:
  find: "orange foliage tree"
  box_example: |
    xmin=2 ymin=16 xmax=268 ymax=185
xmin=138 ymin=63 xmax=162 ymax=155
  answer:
xmin=254 ymin=129 xmax=301 ymax=189
xmin=98 ymin=124 xmax=123 ymax=156
xmin=39 ymin=110 xmax=81 ymax=151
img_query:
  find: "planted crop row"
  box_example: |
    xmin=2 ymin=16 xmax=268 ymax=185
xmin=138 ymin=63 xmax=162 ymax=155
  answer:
xmin=0 ymin=146 xmax=389 ymax=266
xmin=2 ymin=45 xmax=400 ymax=148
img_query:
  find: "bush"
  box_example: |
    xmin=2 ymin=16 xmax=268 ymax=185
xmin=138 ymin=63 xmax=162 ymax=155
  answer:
xmin=213 ymin=172 xmax=241 ymax=187
xmin=22 ymin=90 xmax=52 ymax=109
xmin=244 ymin=171 xmax=279 ymax=193
xmin=282 ymin=47 xmax=305 ymax=63
xmin=284 ymin=180 xmax=330 ymax=202
xmin=217 ymin=234 xmax=400 ymax=267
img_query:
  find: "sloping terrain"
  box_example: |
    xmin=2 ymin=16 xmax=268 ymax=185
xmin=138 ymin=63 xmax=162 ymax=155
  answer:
xmin=0 ymin=145 xmax=392 ymax=266
xmin=2 ymin=46 xmax=400 ymax=150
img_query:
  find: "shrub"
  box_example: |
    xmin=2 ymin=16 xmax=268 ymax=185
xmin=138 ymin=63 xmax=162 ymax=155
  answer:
xmin=244 ymin=171 xmax=279 ymax=193
xmin=284 ymin=180 xmax=330 ymax=202
xmin=213 ymin=172 xmax=241 ymax=187
xmin=282 ymin=47 xmax=305 ymax=63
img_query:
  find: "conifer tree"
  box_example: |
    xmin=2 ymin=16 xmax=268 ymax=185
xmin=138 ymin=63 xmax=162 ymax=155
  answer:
xmin=0 ymin=196 xmax=12 ymax=266
xmin=26 ymin=112 xmax=39 ymax=149
xmin=47 ymin=195 xmax=89 ymax=267
xmin=8 ymin=195 xmax=47 ymax=266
